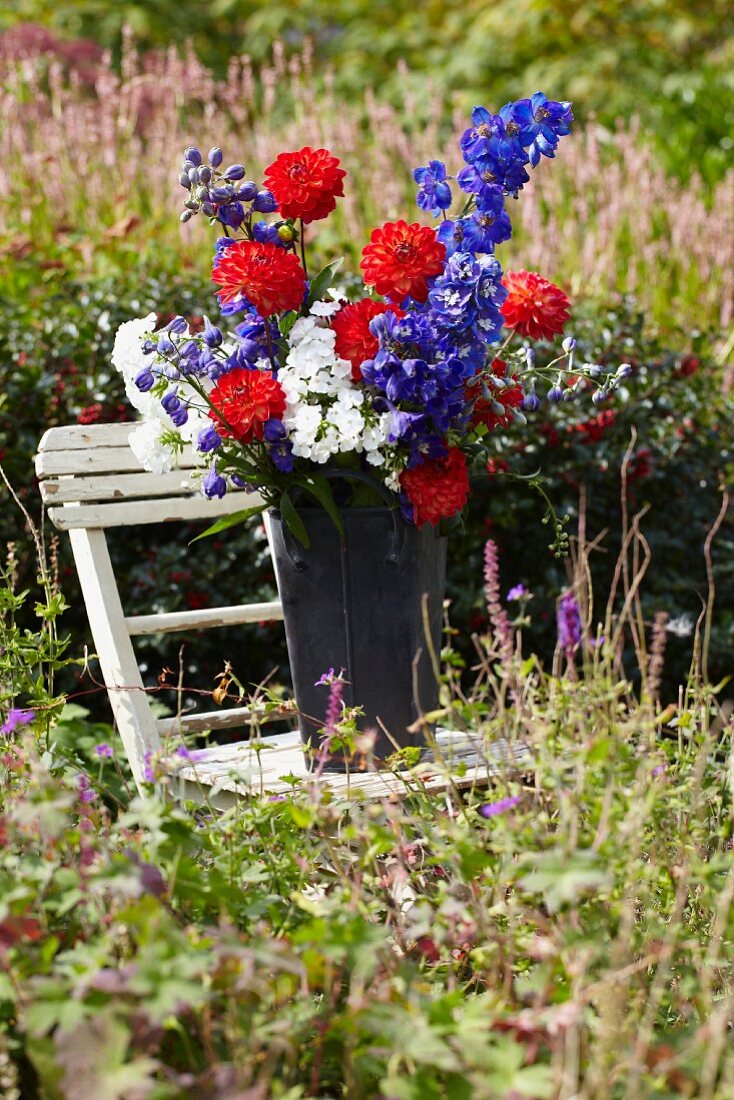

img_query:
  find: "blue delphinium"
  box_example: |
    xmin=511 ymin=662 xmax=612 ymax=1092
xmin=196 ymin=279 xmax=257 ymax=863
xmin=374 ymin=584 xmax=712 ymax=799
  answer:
xmin=413 ymin=160 xmax=453 ymax=217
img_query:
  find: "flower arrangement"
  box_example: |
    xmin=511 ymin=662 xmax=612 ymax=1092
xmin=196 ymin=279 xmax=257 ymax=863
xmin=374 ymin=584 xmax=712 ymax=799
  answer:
xmin=112 ymin=93 xmax=629 ymax=540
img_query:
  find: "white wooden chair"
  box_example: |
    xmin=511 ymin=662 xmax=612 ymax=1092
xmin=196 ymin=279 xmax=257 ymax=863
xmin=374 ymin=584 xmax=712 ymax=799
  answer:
xmin=36 ymin=422 xmax=531 ymax=806
xmin=35 ymin=422 xmax=286 ymax=792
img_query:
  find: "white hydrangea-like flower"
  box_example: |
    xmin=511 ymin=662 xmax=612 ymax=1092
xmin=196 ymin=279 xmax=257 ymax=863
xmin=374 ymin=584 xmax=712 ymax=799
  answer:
xmin=111 ymin=314 xmax=157 ymax=383
xmin=128 ymin=420 xmax=174 ymax=475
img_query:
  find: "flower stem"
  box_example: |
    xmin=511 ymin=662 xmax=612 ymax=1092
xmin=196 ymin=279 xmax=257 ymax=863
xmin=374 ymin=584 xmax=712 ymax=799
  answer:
xmin=299 ymin=219 xmax=308 ymax=279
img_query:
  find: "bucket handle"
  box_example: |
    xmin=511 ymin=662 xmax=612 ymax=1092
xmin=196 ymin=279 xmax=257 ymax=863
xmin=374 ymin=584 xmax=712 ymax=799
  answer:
xmin=282 ymin=468 xmax=405 ymax=569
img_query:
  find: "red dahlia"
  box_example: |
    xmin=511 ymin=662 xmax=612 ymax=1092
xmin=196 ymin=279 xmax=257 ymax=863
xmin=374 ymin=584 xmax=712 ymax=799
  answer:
xmin=263 ymin=146 xmax=346 ymax=224
xmin=331 ymin=298 xmax=403 ymax=381
xmin=211 ymin=240 xmax=306 ymax=318
xmin=400 ymin=448 xmax=470 ymax=527
xmin=470 ymin=358 xmax=525 ymax=431
xmin=501 ymin=270 xmax=570 ymax=341
xmin=361 ymin=220 xmax=446 ymax=303
xmin=208 ymin=367 xmax=286 ymax=443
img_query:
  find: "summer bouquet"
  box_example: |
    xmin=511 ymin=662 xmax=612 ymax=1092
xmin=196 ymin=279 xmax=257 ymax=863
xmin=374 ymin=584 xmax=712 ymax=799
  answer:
xmin=112 ymin=93 xmax=626 ymax=545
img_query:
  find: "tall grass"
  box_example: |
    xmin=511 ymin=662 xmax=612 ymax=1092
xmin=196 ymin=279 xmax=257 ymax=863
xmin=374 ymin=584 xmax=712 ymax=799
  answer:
xmin=1 ymin=36 xmax=731 ymax=332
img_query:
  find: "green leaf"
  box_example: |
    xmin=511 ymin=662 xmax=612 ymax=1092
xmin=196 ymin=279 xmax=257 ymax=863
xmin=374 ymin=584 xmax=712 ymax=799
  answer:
xmin=305 ymin=257 xmax=344 ymax=309
xmin=280 ymin=491 xmax=310 ymax=548
xmin=188 ymin=503 xmax=266 ymax=544
xmin=300 ymin=474 xmax=345 ymax=538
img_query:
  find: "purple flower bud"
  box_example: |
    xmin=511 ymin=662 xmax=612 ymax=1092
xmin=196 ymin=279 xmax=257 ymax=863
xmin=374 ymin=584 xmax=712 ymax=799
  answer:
xmin=163 ymin=363 xmax=180 ymax=380
xmin=179 ymin=171 xmax=191 ymax=189
xmin=616 ymin=362 xmax=633 ymax=379
xmin=161 ymin=390 xmax=180 ymax=414
xmin=562 ymin=389 xmax=576 ymax=402
xmin=203 ymin=468 xmax=227 ymax=499
xmin=253 ymin=189 xmax=278 ymax=213
xmin=169 ymin=403 xmax=189 ymax=427
xmin=203 ymin=317 xmax=222 ymax=348
xmin=222 ymin=164 xmax=246 ymax=181
xmin=547 ymin=385 xmax=563 ymax=403
xmin=592 ymin=388 xmax=609 ymax=406
xmin=252 ymin=220 xmax=282 ymax=246
xmin=198 ymin=165 xmax=212 ymax=184
xmin=157 ymin=335 xmax=176 ymax=356
xmin=237 ymin=181 xmax=259 ymax=202
xmin=134 ymin=367 xmax=155 ymax=392
xmin=167 ymin=316 xmax=188 ymax=334
xmin=180 ymin=210 xmax=194 ymax=223
xmin=184 ymin=146 xmax=202 ymax=166
xmin=211 ymin=185 xmax=235 ymax=202
xmin=201 ymin=201 xmax=216 ymax=217
xmin=188 ymin=166 xmax=200 ymax=185
xmin=141 ymin=339 xmax=157 ymax=355
xmin=522 ymin=391 xmax=541 ymax=412
xmin=208 ymin=146 xmax=223 ymax=167
xmin=179 ymin=339 xmax=199 ymax=359
xmin=562 ymin=336 xmax=576 ymax=353
xmin=197 ymin=426 xmax=222 ymax=453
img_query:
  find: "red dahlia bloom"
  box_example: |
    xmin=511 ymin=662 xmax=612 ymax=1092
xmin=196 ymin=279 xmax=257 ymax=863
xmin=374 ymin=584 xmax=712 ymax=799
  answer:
xmin=211 ymin=240 xmax=306 ymax=318
xmin=263 ymin=146 xmax=346 ymax=224
xmin=501 ymin=270 xmax=570 ymax=341
xmin=470 ymin=358 xmax=525 ymax=431
xmin=400 ymin=448 xmax=470 ymax=527
xmin=331 ymin=298 xmax=403 ymax=381
xmin=361 ymin=220 xmax=446 ymax=303
xmin=208 ymin=367 xmax=286 ymax=443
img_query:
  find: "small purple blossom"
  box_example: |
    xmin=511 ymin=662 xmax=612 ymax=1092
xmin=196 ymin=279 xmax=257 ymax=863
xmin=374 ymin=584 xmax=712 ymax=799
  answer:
xmin=0 ymin=708 xmax=35 ymax=735
xmin=557 ymin=590 xmax=583 ymax=653
xmin=94 ymin=743 xmax=113 ymax=758
xmin=175 ymin=745 xmax=206 ymax=762
xmin=507 ymin=584 xmax=528 ymax=602
xmin=479 ymin=795 xmax=521 ymax=818
xmin=143 ymin=751 xmax=155 ymax=783
xmin=314 ymin=668 xmax=340 ymax=687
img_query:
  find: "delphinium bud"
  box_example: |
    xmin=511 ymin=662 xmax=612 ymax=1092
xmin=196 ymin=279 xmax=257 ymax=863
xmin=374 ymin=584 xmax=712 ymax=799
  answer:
xmin=179 ymin=171 xmax=191 ymax=189
xmin=180 ymin=210 xmax=194 ymax=223
xmin=184 ymin=146 xmax=202 ymax=166
xmin=253 ymin=190 xmax=278 ymax=213
xmin=211 ymin=185 xmax=235 ymax=202
xmin=188 ymin=166 xmax=200 ymax=185
xmin=208 ymin=147 xmax=223 ymax=167
xmin=547 ymin=383 xmax=564 ymax=403
xmin=169 ymin=401 xmax=189 ymax=427
xmin=161 ymin=390 xmax=181 ymax=414
xmin=237 ymin=181 xmax=259 ymax=202
xmin=203 ymin=468 xmax=227 ymax=499
xmin=522 ymin=390 xmax=541 ymax=412
xmin=167 ymin=316 xmax=188 ymax=334
xmin=616 ymin=362 xmax=633 ymax=379
xmin=197 ymin=425 xmax=222 ymax=453
xmin=157 ymin=334 xmax=176 ymax=356
xmin=142 ymin=339 xmax=157 ymax=355
xmin=134 ymin=367 xmax=155 ymax=392
xmin=163 ymin=363 xmax=180 ymax=380
xmin=222 ymin=164 xmax=246 ymax=181
xmin=562 ymin=336 xmax=576 ymax=353
xmin=562 ymin=388 xmax=576 ymax=402
xmin=592 ymin=388 xmax=609 ymax=406
xmin=198 ymin=165 xmax=212 ymax=184
xmin=203 ymin=317 xmax=222 ymax=348
xmin=201 ymin=201 xmax=216 ymax=217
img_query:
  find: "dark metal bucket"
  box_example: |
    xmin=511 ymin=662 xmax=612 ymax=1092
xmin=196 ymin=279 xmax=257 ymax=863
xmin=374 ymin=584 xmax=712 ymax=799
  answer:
xmin=267 ymin=478 xmax=447 ymax=770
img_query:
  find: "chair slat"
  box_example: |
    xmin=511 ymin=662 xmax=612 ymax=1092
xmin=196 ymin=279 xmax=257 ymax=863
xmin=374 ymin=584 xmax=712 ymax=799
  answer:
xmin=38 ymin=424 xmax=141 ymax=451
xmin=36 ymin=446 xmax=198 ymax=478
xmin=39 ymin=470 xmax=201 ymax=505
xmin=125 ymin=600 xmax=283 ymax=636
xmin=157 ymin=704 xmax=292 ymax=737
xmin=48 ymin=490 xmax=261 ymax=530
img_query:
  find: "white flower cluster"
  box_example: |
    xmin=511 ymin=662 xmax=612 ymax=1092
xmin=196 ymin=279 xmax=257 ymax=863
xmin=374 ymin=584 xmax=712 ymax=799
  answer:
xmin=279 ymin=302 xmax=390 ymax=467
xmin=110 ymin=316 xmax=210 ymax=479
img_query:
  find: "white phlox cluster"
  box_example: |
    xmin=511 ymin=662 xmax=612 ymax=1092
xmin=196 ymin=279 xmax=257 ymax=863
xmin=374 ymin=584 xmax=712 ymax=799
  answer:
xmin=279 ymin=304 xmax=390 ymax=467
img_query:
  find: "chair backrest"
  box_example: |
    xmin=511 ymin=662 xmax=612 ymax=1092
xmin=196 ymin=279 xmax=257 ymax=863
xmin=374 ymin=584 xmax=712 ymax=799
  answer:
xmin=36 ymin=423 xmax=284 ymax=789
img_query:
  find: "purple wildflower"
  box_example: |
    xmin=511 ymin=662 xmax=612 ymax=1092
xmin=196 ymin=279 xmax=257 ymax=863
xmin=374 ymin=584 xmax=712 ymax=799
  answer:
xmin=94 ymin=743 xmax=113 ymax=758
xmin=0 ymin=708 xmax=35 ymax=735
xmin=175 ymin=745 xmax=206 ymax=762
xmin=143 ymin=751 xmax=155 ymax=783
xmin=507 ymin=584 xmax=528 ymax=601
xmin=479 ymin=795 xmax=521 ymax=818
xmin=314 ymin=668 xmax=341 ymax=687
xmin=557 ymin=590 xmax=583 ymax=653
